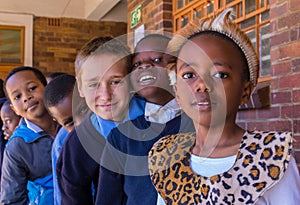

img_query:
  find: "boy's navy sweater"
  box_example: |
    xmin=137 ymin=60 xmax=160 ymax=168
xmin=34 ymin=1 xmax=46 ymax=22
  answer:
xmin=56 ymin=115 xmax=105 ymax=205
xmin=96 ymin=113 xmax=194 ymax=205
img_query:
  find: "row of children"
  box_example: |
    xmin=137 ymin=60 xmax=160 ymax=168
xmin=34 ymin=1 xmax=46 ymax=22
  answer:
xmin=0 ymin=9 xmax=299 ymax=205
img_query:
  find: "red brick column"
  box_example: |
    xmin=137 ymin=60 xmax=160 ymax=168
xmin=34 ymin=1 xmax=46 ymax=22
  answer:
xmin=269 ymin=0 xmax=300 ymax=170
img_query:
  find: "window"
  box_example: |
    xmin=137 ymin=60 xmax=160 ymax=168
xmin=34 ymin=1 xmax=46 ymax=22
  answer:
xmin=0 ymin=25 xmax=25 ymax=67
xmin=173 ymin=0 xmax=271 ymax=83
xmin=0 ymin=12 xmax=33 ymax=79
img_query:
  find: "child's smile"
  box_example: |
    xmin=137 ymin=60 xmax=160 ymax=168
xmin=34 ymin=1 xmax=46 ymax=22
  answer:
xmin=79 ymin=54 xmax=130 ymax=122
xmin=25 ymin=101 xmax=39 ymax=112
xmin=138 ymin=73 xmax=157 ymax=85
xmin=133 ymin=66 xmax=161 ymax=86
xmin=130 ymin=50 xmax=174 ymax=104
xmin=6 ymin=71 xmax=47 ymax=122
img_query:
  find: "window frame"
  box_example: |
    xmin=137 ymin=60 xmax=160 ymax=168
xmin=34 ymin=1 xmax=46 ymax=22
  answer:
xmin=0 ymin=25 xmax=25 ymax=73
xmin=172 ymin=0 xmax=271 ymax=83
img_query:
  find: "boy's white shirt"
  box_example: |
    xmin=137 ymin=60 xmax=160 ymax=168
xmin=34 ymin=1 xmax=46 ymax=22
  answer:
xmin=156 ymin=155 xmax=300 ymax=205
xmin=24 ymin=118 xmax=43 ymax=133
xmin=144 ymin=98 xmax=181 ymax=124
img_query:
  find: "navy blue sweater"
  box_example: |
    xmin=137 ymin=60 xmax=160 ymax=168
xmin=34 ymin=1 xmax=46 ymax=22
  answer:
xmin=57 ymin=116 xmax=105 ymax=205
xmin=96 ymin=113 xmax=194 ymax=205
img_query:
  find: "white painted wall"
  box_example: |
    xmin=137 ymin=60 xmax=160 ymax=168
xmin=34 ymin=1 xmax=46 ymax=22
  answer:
xmin=0 ymin=0 xmax=84 ymax=18
xmin=0 ymin=0 xmax=127 ymax=21
xmin=101 ymin=0 xmax=127 ymax=22
xmin=0 ymin=12 xmax=33 ymax=66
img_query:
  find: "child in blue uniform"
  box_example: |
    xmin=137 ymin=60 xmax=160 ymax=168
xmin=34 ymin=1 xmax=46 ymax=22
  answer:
xmin=44 ymin=74 xmax=77 ymax=205
xmin=56 ymin=36 xmax=145 ymax=205
xmin=95 ymin=34 xmax=194 ymax=205
xmin=1 ymin=66 xmax=57 ymax=205
xmin=0 ymin=100 xmax=21 ymax=194
xmin=1 ymin=100 xmax=21 ymax=140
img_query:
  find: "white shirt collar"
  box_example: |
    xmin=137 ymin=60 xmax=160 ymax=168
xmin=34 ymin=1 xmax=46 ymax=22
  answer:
xmin=144 ymin=98 xmax=182 ymax=124
xmin=24 ymin=118 xmax=43 ymax=133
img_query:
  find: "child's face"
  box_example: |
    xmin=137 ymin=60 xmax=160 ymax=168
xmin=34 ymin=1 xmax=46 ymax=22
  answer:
xmin=5 ymin=71 xmax=48 ymax=123
xmin=175 ymin=34 xmax=251 ymax=127
xmin=48 ymin=93 xmax=74 ymax=133
xmin=130 ymin=41 xmax=173 ymax=104
xmin=78 ymin=54 xmax=130 ymax=122
xmin=1 ymin=104 xmax=20 ymax=140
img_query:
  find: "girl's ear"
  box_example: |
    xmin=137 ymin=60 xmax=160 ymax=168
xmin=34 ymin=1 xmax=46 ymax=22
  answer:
xmin=240 ymin=81 xmax=253 ymax=105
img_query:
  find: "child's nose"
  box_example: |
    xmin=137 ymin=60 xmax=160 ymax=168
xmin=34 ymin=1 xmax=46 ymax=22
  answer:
xmin=96 ymin=85 xmax=112 ymax=101
xmin=193 ymin=77 xmax=211 ymax=93
xmin=2 ymin=125 xmax=7 ymax=130
xmin=23 ymin=94 xmax=33 ymax=102
xmin=137 ymin=62 xmax=151 ymax=70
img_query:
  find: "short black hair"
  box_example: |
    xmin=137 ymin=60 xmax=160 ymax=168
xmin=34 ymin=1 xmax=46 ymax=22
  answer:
xmin=4 ymin=66 xmax=47 ymax=99
xmin=46 ymin=72 xmax=67 ymax=81
xmin=1 ymin=100 xmax=11 ymax=109
xmin=44 ymin=74 xmax=76 ymax=108
xmin=0 ymin=97 xmax=7 ymax=109
xmin=134 ymin=33 xmax=171 ymax=53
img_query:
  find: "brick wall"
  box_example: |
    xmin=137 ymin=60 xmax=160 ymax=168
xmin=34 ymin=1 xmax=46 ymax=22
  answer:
xmin=237 ymin=0 xmax=300 ymax=169
xmin=127 ymin=0 xmax=173 ymax=33
xmin=33 ymin=17 xmax=127 ymax=75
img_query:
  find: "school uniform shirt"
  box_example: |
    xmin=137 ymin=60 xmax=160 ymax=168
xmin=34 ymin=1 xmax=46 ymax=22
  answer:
xmin=51 ymin=127 xmax=69 ymax=205
xmin=144 ymin=99 xmax=182 ymax=124
xmin=95 ymin=102 xmax=195 ymax=205
xmin=56 ymin=96 xmax=145 ymax=205
xmin=56 ymin=115 xmax=101 ymax=205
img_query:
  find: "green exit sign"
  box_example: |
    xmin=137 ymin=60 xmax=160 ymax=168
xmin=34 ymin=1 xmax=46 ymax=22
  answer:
xmin=130 ymin=5 xmax=142 ymax=28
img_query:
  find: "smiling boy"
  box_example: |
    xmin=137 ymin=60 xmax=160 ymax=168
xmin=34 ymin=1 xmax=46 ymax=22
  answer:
xmin=1 ymin=66 xmax=56 ymax=205
xmin=56 ymin=36 xmax=145 ymax=204
xmin=96 ymin=34 xmax=194 ymax=205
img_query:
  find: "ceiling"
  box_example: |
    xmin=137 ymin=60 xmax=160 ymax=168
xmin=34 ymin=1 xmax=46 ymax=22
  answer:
xmin=0 ymin=0 xmax=128 ymax=22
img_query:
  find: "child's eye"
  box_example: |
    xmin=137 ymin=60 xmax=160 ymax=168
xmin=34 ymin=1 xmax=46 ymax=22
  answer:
xmin=182 ymin=72 xmax=196 ymax=79
xmin=29 ymin=86 xmax=37 ymax=92
xmin=4 ymin=119 xmax=11 ymax=124
xmin=152 ymin=57 xmax=162 ymax=63
xmin=111 ymin=80 xmax=121 ymax=85
xmin=213 ymin=72 xmax=228 ymax=79
xmin=14 ymin=94 xmax=21 ymax=100
xmin=87 ymin=82 xmax=98 ymax=88
xmin=132 ymin=61 xmax=141 ymax=69
xmin=111 ymin=80 xmax=122 ymax=85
